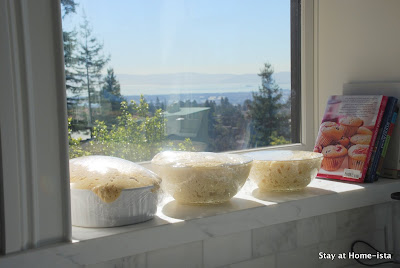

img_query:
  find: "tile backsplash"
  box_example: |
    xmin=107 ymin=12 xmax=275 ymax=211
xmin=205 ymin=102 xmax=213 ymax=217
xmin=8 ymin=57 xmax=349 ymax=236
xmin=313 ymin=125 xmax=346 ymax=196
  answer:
xmin=85 ymin=202 xmax=396 ymax=268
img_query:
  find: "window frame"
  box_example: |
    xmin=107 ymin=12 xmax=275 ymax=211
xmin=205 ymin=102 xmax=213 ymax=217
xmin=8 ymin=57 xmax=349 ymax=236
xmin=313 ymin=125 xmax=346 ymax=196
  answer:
xmin=0 ymin=0 xmax=71 ymax=254
xmin=0 ymin=0 xmax=316 ymax=255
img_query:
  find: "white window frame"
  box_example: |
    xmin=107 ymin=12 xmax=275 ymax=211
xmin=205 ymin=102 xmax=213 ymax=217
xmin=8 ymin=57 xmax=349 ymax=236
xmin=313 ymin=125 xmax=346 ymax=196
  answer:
xmin=0 ymin=0 xmax=316 ymax=255
xmin=0 ymin=0 xmax=71 ymax=253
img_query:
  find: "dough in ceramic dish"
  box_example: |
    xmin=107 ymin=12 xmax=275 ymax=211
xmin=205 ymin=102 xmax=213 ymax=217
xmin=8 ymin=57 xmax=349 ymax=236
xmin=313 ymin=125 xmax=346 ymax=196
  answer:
xmin=70 ymin=155 xmax=161 ymax=203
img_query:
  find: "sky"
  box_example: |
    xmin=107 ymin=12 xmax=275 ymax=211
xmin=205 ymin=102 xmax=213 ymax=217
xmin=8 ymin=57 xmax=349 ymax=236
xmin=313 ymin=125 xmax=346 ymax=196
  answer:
xmin=62 ymin=0 xmax=291 ymax=76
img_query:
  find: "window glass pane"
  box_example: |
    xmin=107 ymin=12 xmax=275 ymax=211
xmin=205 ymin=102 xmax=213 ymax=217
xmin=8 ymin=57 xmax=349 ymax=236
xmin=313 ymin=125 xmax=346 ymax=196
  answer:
xmin=61 ymin=0 xmax=295 ymax=162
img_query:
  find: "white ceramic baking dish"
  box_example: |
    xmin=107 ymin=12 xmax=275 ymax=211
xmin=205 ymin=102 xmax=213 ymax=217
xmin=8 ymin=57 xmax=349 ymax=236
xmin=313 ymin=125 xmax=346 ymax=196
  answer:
xmin=70 ymin=185 xmax=157 ymax=227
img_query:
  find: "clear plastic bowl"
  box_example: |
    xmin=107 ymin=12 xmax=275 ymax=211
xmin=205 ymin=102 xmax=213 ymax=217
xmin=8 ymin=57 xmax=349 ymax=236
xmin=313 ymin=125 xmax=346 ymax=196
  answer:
xmin=244 ymin=150 xmax=323 ymax=192
xmin=151 ymin=151 xmax=253 ymax=205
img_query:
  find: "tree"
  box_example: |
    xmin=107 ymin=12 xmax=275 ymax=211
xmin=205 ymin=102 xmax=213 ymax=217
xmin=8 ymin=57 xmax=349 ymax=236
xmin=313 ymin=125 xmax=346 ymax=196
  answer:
xmin=102 ymin=68 xmax=124 ymax=111
xmin=61 ymin=0 xmax=78 ymax=18
xmin=248 ymin=62 xmax=290 ymax=147
xmin=77 ymin=15 xmax=110 ymax=127
xmin=63 ymin=30 xmax=82 ymax=93
xmin=61 ymin=0 xmax=81 ymax=93
xmin=204 ymin=98 xmax=247 ymax=152
xmin=155 ymin=97 xmax=161 ymax=110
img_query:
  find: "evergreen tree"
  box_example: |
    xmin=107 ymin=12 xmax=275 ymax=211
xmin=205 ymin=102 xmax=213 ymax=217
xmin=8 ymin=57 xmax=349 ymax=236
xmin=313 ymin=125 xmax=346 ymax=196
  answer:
xmin=63 ymin=30 xmax=82 ymax=93
xmin=248 ymin=62 xmax=290 ymax=147
xmin=102 ymin=68 xmax=124 ymax=111
xmin=148 ymin=100 xmax=156 ymax=115
xmin=61 ymin=0 xmax=78 ymax=18
xmin=61 ymin=0 xmax=81 ymax=93
xmin=102 ymin=68 xmax=121 ymax=96
xmin=155 ymin=97 xmax=161 ymax=110
xmin=205 ymin=98 xmax=246 ymax=152
xmin=77 ymin=15 xmax=110 ymax=127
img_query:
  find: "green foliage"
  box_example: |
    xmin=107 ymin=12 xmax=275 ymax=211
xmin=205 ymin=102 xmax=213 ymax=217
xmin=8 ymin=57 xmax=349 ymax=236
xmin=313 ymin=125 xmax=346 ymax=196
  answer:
xmin=178 ymin=138 xmax=195 ymax=151
xmin=247 ymin=62 xmax=291 ymax=147
xmin=269 ymin=131 xmax=290 ymax=146
xmin=68 ymin=117 xmax=91 ymax=158
xmin=68 ymin=96 xmax=194 ymax=162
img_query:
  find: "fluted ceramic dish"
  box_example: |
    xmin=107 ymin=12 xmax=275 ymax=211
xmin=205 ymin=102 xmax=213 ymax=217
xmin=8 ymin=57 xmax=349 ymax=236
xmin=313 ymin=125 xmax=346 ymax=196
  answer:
xmin=70 ymin=185 xmax=157 ymax=227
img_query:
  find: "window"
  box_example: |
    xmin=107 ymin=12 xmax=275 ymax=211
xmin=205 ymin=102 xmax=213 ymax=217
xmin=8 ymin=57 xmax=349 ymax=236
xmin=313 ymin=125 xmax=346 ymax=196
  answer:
xmin=0 ymin=0 xmax=315 ymax=254
xmin=61 ymin=0 xmax=302 ymax=162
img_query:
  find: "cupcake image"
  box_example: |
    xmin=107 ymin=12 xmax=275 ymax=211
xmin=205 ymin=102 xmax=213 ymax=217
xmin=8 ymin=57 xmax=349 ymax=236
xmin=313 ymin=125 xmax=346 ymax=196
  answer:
xmin=313 ymin=144 xmax=323 ymax=153
xmin=339 ymin=117 xmax=363 ymax=137
xmin=321 ymin=145 xmax=348 ymax=171
xmin=350 ymin=134 xmax=372 ymax=145
xmin=357 ymin=126 xmax=373 ymax=135
xmin=348 ymin=144 xmax=369 ymax=171
xmin=316 ymin=122 xmax=344 ymax=147
xmin=337 ymin=136 xmax=349 ymax=148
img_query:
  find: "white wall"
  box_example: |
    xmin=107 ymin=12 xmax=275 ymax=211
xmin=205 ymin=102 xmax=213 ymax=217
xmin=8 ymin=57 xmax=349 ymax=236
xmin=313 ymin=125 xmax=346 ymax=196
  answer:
xmin=316 ymin=0 xmax=400 ymax=122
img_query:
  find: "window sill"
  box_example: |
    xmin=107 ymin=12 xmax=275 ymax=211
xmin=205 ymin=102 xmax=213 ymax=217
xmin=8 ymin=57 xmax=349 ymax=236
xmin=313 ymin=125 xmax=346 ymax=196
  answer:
xmin=1 ymin=178 xmax=399 ymax=267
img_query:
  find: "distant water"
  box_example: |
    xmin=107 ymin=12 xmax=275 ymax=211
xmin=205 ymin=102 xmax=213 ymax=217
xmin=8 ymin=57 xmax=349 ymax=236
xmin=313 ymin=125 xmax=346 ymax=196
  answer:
xmin=124 ymin=89 xmax=291 ymax=106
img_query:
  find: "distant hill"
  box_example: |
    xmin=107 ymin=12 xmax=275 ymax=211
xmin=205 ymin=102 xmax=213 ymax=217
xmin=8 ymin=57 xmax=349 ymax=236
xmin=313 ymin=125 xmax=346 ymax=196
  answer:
xmin=117 ymin=72 xmax=290 ymax=86
xmin=117 ymin=72 xmax=290 ymax=96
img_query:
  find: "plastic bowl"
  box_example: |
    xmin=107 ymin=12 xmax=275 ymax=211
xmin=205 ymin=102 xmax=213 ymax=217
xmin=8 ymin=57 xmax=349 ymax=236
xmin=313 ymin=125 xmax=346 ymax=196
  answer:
xmin=244 ymin=150 xmax=323 ymax=192
xmin=70 ymin=185 xmax=157 ymax=227
xmin=151 ymin=151 xmax=253 ymax=205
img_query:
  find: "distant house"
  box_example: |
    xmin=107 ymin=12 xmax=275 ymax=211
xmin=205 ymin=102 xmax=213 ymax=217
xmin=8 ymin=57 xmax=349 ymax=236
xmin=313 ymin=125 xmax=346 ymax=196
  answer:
xmin=164 ymin=107 xmax=210 ymax=143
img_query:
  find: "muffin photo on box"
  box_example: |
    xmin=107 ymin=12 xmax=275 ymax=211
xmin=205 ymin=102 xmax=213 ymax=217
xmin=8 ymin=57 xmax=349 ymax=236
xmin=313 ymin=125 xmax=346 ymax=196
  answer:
xmin=350 ymin=134 xmax=372 ymax=145
xmin=315 ymin=95 xmax=388 ymax=182
xmin=316 ymin=122 xmax=344 ymax=147
xmin=348 ymin=144 xmax=369 ymax=171
xmin=339 ymin=116 xmax=363 ymax=137
xmin=321 ymin=145 xmax=348 ymax=171
xmin=313 ymin=144 xmax=323 ymax=153
xmin=337 ymin=136 xmax=350 ymax=148
xmin=357 ymin=126 xmax=373 ymax=135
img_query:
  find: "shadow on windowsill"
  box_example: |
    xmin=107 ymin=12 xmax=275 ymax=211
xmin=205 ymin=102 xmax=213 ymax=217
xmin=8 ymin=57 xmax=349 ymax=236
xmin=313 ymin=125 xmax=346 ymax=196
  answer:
xmin=161 ymin=197 xmax=263 ymax=221
xmin=251 ymin=186 xmax=337 ymax=203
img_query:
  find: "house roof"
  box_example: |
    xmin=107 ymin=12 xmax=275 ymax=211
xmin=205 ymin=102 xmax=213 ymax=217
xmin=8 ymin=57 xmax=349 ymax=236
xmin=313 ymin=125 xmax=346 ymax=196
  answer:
xmin=164 ymin=107 xmax=210 ymax=117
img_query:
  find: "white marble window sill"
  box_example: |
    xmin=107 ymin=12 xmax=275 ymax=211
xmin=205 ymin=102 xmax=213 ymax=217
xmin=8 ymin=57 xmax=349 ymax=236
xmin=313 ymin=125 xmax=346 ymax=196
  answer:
xmin=1 ymin=178 xmax=399 ymax=267
xmin=72 ymin=177 xmax=399 ymax=241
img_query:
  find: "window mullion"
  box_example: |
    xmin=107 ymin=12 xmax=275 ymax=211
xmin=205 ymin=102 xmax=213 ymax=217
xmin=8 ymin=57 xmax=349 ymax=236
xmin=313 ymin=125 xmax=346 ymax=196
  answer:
xmin=0 ymin=0 xmax=71 ymax=254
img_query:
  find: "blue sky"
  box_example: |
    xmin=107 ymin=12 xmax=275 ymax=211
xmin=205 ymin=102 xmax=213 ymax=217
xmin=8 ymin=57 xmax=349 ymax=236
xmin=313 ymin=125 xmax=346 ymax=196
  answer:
xmin=62 ymin=0 xmax=290 ymax=75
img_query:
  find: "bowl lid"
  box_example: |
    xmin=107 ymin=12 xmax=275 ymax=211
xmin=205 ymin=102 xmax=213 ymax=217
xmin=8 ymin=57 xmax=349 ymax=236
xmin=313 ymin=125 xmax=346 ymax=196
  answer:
xmin=244 ymin=150 xmax=323 ymax=161
xmin=151 ymin=151 xmax=252 ymax=168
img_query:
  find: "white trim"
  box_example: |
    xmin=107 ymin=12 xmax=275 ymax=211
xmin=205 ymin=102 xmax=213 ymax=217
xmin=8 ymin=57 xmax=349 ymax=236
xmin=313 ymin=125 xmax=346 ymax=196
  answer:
xmin=313 ymin=0 xmax=320 ymax=135
xmin=0 ymin=0 xmax=24 ymax=253
xmin=0 ymin=0 xmax=70 ymax=253
xmin=301 ymin=0 xmax=317 ymax=150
